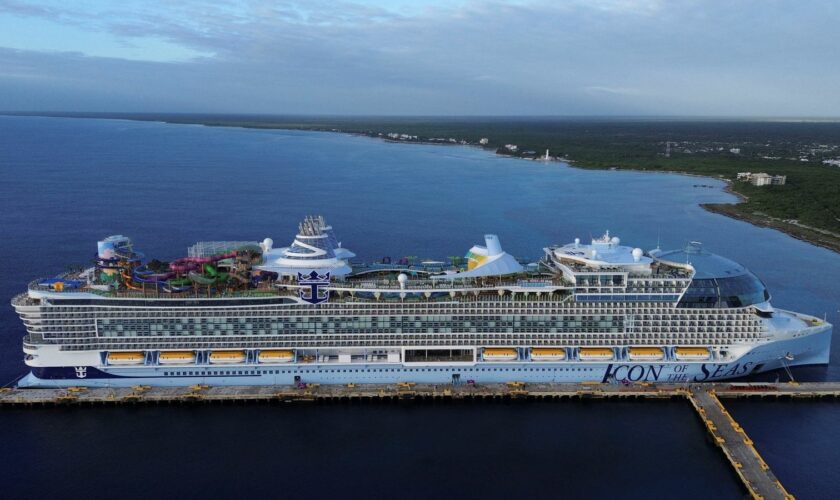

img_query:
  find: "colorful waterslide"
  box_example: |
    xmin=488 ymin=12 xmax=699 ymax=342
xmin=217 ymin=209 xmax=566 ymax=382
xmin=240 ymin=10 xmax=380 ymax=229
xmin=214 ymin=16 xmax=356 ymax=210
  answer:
xmin=106 ymin=242 xmax=267 ymax=293
xmin=169 ymin=252 xmax=237 ymax=274
xmin=127 ymin=251 xmax=239 ymax=290
xmin=188 ymin=263 xmax=230 ymax=285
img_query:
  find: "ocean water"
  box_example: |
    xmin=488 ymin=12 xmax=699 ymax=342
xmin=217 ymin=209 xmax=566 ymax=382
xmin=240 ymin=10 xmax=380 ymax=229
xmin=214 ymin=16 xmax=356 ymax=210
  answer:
xmin=726 ymin=399 xmax=840 ymax=499
xmin=0 ymin=116 xmax=838 ymax=498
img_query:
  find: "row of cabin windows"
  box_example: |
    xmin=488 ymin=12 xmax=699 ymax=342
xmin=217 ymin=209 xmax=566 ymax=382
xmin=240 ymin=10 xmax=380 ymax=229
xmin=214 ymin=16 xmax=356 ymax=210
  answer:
xmin=162 ymin=366 xmax=598 ymax=376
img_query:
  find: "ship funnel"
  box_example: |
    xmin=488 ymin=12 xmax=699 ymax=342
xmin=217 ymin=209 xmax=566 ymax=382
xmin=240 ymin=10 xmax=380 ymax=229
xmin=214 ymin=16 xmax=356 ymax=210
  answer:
xmin=485 ymin=234 xmax=502 ymax=256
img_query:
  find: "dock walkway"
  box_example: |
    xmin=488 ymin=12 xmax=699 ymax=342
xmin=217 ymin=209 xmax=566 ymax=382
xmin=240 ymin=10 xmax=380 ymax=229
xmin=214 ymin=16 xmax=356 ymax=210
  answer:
xmin=4 ymin=381 xmax=835 ymax=499
xmin=688 ymin=388 xmax=792 ymax=500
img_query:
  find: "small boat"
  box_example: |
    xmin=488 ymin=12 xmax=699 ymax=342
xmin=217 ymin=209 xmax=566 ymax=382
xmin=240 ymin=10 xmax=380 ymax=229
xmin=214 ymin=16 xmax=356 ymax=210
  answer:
xmin=628 ymin=347 xmax=665 ymax=361
xmin=107 ymin=351 xmax=145 ymax=365
xmin=258 ymin=350 xmax=294 ymax=363
xmin=531 ymin=348 xmax=566 ymax=361
xmin=579 ymin=348 xmax=614 ymax=361
xmin=158 ymin=351 xmax=196 ymax=364
xmin=482 ymin=348 xmax=518 ymax=361
xmin=209 ymin=350 xmax=247 ymax=364
xmin=675 ymin=347 xmax=710 ymax=360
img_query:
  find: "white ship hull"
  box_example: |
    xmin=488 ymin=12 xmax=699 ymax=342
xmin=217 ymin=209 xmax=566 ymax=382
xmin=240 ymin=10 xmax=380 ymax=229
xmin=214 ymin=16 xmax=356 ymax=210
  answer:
xmin=17 ymin=324 xmax=831 ymax=388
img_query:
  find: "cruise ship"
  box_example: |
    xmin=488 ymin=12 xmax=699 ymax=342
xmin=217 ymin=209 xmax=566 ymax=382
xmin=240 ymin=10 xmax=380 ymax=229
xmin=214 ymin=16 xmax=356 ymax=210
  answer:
xmin=11 ymin=216 xmax=832 ymax=388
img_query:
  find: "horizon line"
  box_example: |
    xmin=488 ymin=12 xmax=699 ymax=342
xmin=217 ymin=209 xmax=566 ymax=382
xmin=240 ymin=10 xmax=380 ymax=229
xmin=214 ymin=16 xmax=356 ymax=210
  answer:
xmin=2 ymin=111 xmax=840 ymax=123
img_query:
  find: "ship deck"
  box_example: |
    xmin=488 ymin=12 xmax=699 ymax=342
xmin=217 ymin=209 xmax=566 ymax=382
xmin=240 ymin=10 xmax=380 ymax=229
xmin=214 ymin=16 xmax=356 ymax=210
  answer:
xmin=24 ymin=270 xmax=574 ymax=302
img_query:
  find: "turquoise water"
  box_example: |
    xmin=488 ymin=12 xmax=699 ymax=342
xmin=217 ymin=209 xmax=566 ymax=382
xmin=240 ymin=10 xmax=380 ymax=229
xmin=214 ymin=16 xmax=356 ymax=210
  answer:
xmin=0 ymin=116 xmax=838 ymax=498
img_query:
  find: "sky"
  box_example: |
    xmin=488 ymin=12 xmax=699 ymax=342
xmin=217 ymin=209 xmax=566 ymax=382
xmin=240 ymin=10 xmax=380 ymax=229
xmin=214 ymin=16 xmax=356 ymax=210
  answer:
xmin=0 ymin=0 xmax=838 ymax=116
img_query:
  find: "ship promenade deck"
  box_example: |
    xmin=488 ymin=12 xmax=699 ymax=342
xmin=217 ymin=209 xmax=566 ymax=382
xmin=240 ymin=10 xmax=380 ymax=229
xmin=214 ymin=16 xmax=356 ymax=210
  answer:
xmin=3 ymin=381 xmax=837 ymax=499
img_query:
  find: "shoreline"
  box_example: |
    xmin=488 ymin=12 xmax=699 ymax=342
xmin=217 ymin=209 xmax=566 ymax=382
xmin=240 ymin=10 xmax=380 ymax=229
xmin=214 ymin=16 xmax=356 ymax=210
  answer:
xmin=330 ymin=125 xmax=840 ymax=255
xmin=701 ymin=203 xmax=840 ymax=254
xmin=9 ymin=112 xmax=840 ymax=255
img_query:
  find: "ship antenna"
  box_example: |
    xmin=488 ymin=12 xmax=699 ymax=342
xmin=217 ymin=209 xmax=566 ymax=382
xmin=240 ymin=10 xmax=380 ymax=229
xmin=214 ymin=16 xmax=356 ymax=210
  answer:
xmin=656 ymin=227 xmax=661 ymax=250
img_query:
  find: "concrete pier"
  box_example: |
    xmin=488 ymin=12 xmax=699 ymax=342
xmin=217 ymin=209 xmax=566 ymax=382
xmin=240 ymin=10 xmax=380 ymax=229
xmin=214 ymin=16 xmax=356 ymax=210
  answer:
xmin=4 ymin=381 xmax=835 ymax=499
xmin=687 ymin=388 xmax=793 ymax=500
xmin=3 ymin=381 xmax=838 ymax=406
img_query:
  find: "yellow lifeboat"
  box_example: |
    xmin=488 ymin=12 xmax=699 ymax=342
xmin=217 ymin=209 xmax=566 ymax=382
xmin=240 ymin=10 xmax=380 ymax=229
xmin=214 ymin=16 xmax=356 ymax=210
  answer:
xmin=107 ymin=351 xmax=145 ymax=365
xmin=258 ymin=350 xmax=294 ymax=363
xmin=628 ymin=347 xmax=665 ymax=361
xmin=579 ymin=348 xmax=614 ymax=361
xmin=531 ymin=348 xmax=566 ymax=361
xmin=482 ymin=348 xmax=518 ymax=361
xmin=158 ymin=351 xmax=196 ymax=364
xmin=675 ymin=347 xmax=711 ymax=360
xmin=209 ymin=350 xmax=247 ymax=364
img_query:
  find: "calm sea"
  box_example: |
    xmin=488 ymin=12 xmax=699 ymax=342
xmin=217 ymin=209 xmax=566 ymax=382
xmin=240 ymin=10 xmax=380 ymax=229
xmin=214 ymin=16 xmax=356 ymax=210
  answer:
xmin=0 ymin=116 xmax=838 ymax=498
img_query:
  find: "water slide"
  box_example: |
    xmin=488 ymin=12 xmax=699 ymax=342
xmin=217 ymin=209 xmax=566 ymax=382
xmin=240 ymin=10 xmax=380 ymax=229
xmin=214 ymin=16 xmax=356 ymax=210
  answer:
xmin=177 ymin=255 xmax=234 ymax=286
xmin=169 ymin=252 xmax=237 ymax=274
xmin=133 ymin=267 xmax=175 ymax=283
xmin=120 ymin=270 xmax=144 ymax=290
xmin=122 ymin=252 xmax=238 ymax=289
xmin=120 ymin=250 xmax=251 ymax=290
xmin=188 ymin=271 xmax=217 ymax=285
xmin=163 ymin=277 xmax=193 ymax=293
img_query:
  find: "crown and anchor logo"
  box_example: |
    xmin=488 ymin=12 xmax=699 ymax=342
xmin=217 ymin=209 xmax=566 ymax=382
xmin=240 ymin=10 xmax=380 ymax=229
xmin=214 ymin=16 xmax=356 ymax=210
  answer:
xmin=298 ymin=271 xmax=331 ymax=305
xmin=74 ymin=366 xmax=88 ymax=378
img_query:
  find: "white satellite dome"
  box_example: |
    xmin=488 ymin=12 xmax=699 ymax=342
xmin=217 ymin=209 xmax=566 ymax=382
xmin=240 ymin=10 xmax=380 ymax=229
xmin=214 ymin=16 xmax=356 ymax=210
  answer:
xmin=262 ymin=238 xmax=274 ymax=252
xmin=611 ymin=236 xmax=621 ymax=246
xmin=632 ymin=248 xmax=643 ymax=262
xmin=397 ymin=273 xmax=408 ymax=288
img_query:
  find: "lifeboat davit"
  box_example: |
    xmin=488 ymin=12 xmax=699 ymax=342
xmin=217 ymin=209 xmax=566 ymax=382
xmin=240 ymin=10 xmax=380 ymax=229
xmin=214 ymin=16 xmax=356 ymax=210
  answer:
xmin=258 ymin=350 xmax=294 ymax=363
xmin=675 ymin=347 xmax=711 ymax=360
xmin=579 ymin=348 xmax=614 ymax=361
xmin=531 ymin=348 xmax=566 ymax=361
xmin=628 ymin=347 xmax=665 ymax=361
xmin=158 ymin=351 xmax=196 ymax=364
xmin=107 ymin=351 xmax=145 ymax=365
xmin=209 ymin=350 xmax=247 ymax=364
xmin=482 ymin=348 xmax=518 ymax=361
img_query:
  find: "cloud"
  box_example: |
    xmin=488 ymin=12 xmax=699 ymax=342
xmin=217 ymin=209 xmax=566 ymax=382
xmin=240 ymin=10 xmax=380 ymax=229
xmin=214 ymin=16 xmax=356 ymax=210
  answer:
xmin=0 ymin=0 xmax=838 ymax=115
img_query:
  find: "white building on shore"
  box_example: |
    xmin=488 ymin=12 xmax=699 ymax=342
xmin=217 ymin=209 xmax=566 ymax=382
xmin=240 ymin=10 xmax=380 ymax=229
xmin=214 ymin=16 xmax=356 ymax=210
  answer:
xmin=737 ymin=172 xmax=786 ymax=186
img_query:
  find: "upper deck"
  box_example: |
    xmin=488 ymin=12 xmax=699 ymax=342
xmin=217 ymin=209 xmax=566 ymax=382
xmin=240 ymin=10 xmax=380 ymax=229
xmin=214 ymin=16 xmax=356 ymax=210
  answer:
xmin=22 ymin=217 xmax=580 ymax=305
xmin=546 ymin=232 xmax=692 ymax=278
xmin=17 ymin=220 xmax=773 ymax=313
xmin=23 ymin=267 xmax=573 ymax=305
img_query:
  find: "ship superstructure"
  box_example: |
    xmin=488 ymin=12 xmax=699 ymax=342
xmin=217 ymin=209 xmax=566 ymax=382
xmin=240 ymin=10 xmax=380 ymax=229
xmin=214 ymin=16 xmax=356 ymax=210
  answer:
xmin=11 ymin=217 xmax=831 ymax=387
